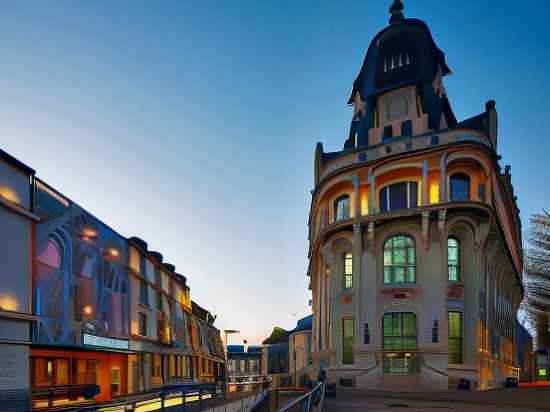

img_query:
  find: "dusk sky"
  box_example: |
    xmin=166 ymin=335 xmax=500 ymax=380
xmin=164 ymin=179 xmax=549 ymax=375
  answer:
xmin=1 ymin=1 xmax=549 ymax=344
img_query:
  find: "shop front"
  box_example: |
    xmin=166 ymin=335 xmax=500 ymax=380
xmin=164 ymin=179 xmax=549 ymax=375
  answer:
xmin=30 ymin=346 xmax=129 ymax=408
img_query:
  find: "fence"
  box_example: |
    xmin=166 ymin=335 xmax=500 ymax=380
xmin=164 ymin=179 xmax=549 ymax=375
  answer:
xmin=276 ymin=382 xmax=324 ymax=412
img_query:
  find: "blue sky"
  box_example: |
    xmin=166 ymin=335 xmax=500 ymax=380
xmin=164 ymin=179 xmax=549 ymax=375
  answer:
xmin=1 ymin=1 xmax=549 ymax=344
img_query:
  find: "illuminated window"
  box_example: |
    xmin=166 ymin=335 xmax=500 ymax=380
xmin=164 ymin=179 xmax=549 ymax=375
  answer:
xmin=383 ymin=313 xmax=418 ymax=374
xmin=450 ymin=173 xmax=470 ymax=201
xmin=334 ymin=194 xmax=350 ymax=222
xmin=129 ymin=246 xmax=140 ymax=273
xmin=429 ymin=180 xmax=440 ymax=204
xmin=343 ymin=252 xmax=353 ymax=289
xmin=448 ymin=312 xmax=463 ymax=364
xmin=342 ymin=318 xmax=354 ymax=365
xmin=380 ymin=182 xmax=419 ymax=213
xmin=383 ymin=235 xmax=416 ymax=284
xmin=447 ymin=237 xmax=461 ymax=282
xmin=360 ymin=190 xmax=369 ymax=216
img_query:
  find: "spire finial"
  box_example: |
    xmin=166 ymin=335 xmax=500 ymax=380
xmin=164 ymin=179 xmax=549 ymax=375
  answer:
xmin=389 ymin=0 xmax=405 ymax=24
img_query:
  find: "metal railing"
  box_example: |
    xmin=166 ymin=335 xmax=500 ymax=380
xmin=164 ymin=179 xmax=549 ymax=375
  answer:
xmin=276 ymin=381 xmax=324 ymax=412
xmin=35 ymin=382 xmax=223 ymax=411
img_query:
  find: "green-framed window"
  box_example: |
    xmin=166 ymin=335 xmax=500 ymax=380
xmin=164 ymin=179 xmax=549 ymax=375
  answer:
xmin=448 ymin=311 xmax=463 ymax=364
xmin=447 ymin=237 xmax=461 ymax=282
xmin=382 ymin=312 xmax=418 ymax=374
xmin=383 ymin=312 xmax=417 ymax=351
xmin=343 ymin=252 xmax=353 ymax=289
xmin=384 ymin=235 xmax=416 ymax=284
xmin=343 ymin=317 xmax=354 ymax=365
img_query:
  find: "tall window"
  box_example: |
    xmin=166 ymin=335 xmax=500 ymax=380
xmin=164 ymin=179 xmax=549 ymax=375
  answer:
xmin=450 ymin=173 xmax=470 ymax=201
xmin=448 ymin=312 xmax=463 ymax=364
xmin=447 ymin=237 xmax=461 ymax=282
xmin=383 ymin=235 xmax=416 ymax=284
xmin=383 ymin=313 xmax=418 ymax=373
xmin=334 ymin=194 xmax=350 ymax=222
xmin=342 ymin=318 xmax=354 ymax=365
xmin=139 ymin=279 xmax=149 ymax=306
xmin=343 ymin=252 xmax=353 ymax=289
xmin=138 ymin=312 xmax=148 ymax=336
xmin=380 ymin=182 xmax=418 ymax=213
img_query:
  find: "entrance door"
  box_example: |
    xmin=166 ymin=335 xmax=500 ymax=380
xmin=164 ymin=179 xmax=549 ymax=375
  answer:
xmin=111 ymin=368 xmax=121 ymax=397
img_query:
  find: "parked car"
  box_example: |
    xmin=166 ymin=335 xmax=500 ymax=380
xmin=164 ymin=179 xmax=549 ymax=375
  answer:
xmin=457 ymin=378 xmax=471 ymax=390
xmin=504 ymin=377 xmax=519 ymax=388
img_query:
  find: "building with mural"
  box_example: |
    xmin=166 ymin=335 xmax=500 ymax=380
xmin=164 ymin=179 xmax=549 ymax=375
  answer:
xmin=0 ymin=148 xmax=226 ymax=409
xmin=307 ymin=1 xmax=528 ymax=390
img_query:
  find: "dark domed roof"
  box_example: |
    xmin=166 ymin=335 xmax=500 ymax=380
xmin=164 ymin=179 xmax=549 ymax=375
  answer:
xmin=348 ymin=18 xmax=451 ymax=104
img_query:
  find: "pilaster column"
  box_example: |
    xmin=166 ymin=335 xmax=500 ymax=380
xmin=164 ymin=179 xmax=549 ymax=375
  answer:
xmin=440 ymin=153 xmax=448 ymax=203
xmin=368 ymin=170 xmax=375 ymax=215
xmin=352 ymin=223 xmax=362 ymax=349
xmin=352 ymin=175 xmax=360 ymax=218
xmin=422 ymin=160 xmax=429 ymax=206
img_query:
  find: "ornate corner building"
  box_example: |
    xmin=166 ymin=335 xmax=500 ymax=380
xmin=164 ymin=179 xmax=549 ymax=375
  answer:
xmin=307 ymin=1 xmax=528 ymax=390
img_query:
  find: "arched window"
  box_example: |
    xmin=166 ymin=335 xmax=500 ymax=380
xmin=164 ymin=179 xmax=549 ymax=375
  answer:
xmin=382 ymin=312 xmax=418 ymax=373
xmin=447 ymin=237 xmax=461 ymax=282
xmin=334 ymin=194 xmax=350 ymax=222
xmin=380 ymin=181 xmax=418 ymax=213
xmin=383 ymin=235 xmax=416 ymax=284
xmin=343 ymin=252 xmax=353 ymax=289
xmin=450 ymin=173 xmax=470 ymax=201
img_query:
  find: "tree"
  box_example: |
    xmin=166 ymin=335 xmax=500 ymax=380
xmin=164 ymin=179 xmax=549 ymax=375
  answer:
xmin=524 ymin=212 xmax=550 ymax=349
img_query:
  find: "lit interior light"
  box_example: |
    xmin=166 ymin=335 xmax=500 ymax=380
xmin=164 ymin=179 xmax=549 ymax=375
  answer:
xmin=81 ymin=227 xmax=98 ymax=241
xmin=0 ymin=186 xmax=20 ymax=204
xmin=83 ymin=305 xmax=93 ymax=315
xmin=104 ymin=247 xmax=120 ymax=258
xmin=0 ymin=295 xmax=18 ymax=312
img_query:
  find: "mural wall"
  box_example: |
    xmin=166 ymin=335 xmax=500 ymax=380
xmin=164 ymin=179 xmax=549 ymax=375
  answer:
xmin=34 ymin=182 xmax=129 ymax=346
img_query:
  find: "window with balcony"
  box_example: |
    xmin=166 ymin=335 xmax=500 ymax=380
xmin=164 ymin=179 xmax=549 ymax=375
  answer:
xmin=382 ymin=312 xmax=418 ymax=373
xmin=379 ymin=181 xmax=418 ymax=213
xmin=383 ymin=235 xmax=416 ymax=284
xmin=450 ymin=173 xmax=470 ymax=201
xmin=342 ymin=317 xmax=354 ymax=365
xmin=448 ymin=312 xmax=463 ymax=364
xmin=343 ymin=252 xmax=353 ymax=289
xmin=447 ymin=237 xmax=461 ymax=282
xmin=334 ymin=194 xmax=350 ymax=222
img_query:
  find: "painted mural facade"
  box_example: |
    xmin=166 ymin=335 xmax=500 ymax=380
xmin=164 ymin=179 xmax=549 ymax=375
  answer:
xmin=0 ymin=153 xmax=226 ymax=409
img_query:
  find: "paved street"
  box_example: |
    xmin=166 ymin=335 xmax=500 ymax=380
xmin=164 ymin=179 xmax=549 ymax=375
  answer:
xmin=323 ymin=388 xmax=550 ymax=411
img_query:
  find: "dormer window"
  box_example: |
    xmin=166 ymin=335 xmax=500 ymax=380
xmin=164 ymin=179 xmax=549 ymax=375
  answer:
xmin=384 ymin=52 xmax=411 ymax=72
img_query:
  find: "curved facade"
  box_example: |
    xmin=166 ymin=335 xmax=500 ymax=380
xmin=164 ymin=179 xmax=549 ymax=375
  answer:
xmin=307 ymin=3 xmax=525 ymax=390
